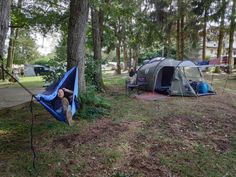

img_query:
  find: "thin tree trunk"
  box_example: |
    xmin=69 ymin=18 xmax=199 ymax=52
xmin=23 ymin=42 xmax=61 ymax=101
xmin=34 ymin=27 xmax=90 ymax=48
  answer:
xmin=6 ymin=28 xmax=15 ymax=70
xmin=6 ymin=0 xmax=22 ymax=71
xmin=167 ymin=32 xmax=171 ymax=57
xmin=217 ymin=0 xmax=226 ymax=59
xmin=202 ymin=10 xmax=207 ymax=61
xmin=133 ymin=47 xmax=139 ymax=71
xmin=116 ymin=43 xmax=121 ymax=74
xmin=67 ymin=0 xmax=89 ymax=92
xmin=176 ymin=19 xmax=180 ymax=60
xmin=6 ymin=27 xmax=19 ymax=70
xmin=128 ymin=48 xmax=132 ymax=69
xmin=115 ymin=20 xmax=121 ymax=75
xmin=91 ymin=7 xmax=104 ymax=90
xmin=228 ymin=0 xmax=236 ymax=73
xmin=123 ymin=46 xmax=128 ymax=71
xmin=0 ymin=0 xmax=11 ymax=81
xmin=180 ymin=14 xmax=184 ymax=60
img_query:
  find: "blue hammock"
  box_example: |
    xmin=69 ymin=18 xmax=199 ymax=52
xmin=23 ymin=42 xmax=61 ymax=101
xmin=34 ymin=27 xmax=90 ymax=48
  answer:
xmin=35 ymin=66 xmax=79 ymax=122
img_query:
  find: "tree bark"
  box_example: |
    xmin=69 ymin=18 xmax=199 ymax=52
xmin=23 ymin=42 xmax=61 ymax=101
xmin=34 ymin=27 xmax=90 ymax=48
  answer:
xmin=123 ymin=45 xmax=128 ymax=71
xmin=228 ymin=0 xmax=236 ymax=73
xmin=116 ymin=43 xmax=121 ymax=74
xmin=202 ymin=10 xmax=207 ymax=61
xmin=6 ymin=28 xmax=15 ymax=70
xmin=6 ymin=0 xmax=22 ymax=71
xmin=115 ymin=20 xmax=121 ymax=75
xmin=67 ymin=0 xmax=89 ymax=92
xmin=91 ymin=7 xmax=104 ymax=90
xmin=180 ymin=14 xmax=184 ymax=60
xmin=133 ymin=47 xmax=139 ymax=72
xmin=176 ymin=19 xmax=180 ymax=60
xmin=128 ymin=48 xmax=132 ymax=69
xmin=0 ymin=0 xmax=11 ymax=81
xmin=217 ymin=0 xmax=226 ymax=59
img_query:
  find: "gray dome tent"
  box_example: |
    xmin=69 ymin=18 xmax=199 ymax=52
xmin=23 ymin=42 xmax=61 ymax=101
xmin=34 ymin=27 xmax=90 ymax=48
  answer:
xmin=137 ymin=58 xmax=215 ymax=96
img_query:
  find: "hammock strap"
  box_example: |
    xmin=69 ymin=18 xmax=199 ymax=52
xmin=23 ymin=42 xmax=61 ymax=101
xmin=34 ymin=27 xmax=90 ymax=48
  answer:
xmin=30 ymin=95 xmax=37 ymax=173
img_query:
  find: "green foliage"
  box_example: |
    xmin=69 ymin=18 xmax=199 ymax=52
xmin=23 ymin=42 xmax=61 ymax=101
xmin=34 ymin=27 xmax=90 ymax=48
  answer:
xmin=205 ymin=55 xmax=211 ymax=61
xmin=33 ymin=55 xmax=51 ymax=65
xmin=213 ymin=66 xmax=221 ymax=73
xmin=42 ymin=60 xmax=65 ymax=83
xmin=13 ymin=29 xmax=40 ymax=64
xmin=41 ymin=34 xmax=67 ymax=83
xmin=84 ymin=54 xmax=96 ymax=85
xmin=79 ymin=86 xmax=110 ymax=120
xmin=138 ymin=50 xmax=161 ymax=63
xmin=84 ymin=54 xmax=106 ymax=86
xmin=20 ymin=0 xmax=69 ymax=33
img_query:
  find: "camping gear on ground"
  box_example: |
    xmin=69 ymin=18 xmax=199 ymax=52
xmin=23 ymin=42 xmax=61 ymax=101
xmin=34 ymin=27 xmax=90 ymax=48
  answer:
xmin=197 ymin=82 xmax=209 ymax=94
xmin=136 ymin=57 xmax=215 ymax=96
xmin=197 ymin=61 xmax=209 ymax=65
xmin=35 ymin=66 xmax=79 ymax=122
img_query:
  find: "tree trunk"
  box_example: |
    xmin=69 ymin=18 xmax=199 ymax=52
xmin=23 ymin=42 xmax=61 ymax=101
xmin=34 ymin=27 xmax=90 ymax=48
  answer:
xmin=133 ymin=47 xmax=139 ymax=72
xmin=217 ymin=0 xmax=226 ymax=59
xmin=180 ymin=14 xmax=184 ymax=60
xmin=116 ymin=43 xmax=121 ymax=74
xmin=123 ymin=46 xmax=128 ymax=71
xmin=176 ymin=19 xmax=180 ymax=60
xmin=6 ymin=0 xmax=22 ymax=71
xmin=0 ymin=0 xmax=11 ymax=81
xmin=67 ymin=0 xmax=89 ymax=92
xmin=228 ymin=0 xmax=236 ymax=73
xmin=128 ymin=48 xmax=132 ymax=69
xmin=91 ymin=7 xmax=104 ymax=90
xmin=202 ymin=10 xmax=207 ymax=61
xmin=6 ymin=28 xmax=15 ymax=70
xmin=6 ymin=27 xmax=19 ymax=70
xmin=167 ymin=32 xmax=171 ymax=57
xmin=115 ymin=20 xmax=121 ymax=75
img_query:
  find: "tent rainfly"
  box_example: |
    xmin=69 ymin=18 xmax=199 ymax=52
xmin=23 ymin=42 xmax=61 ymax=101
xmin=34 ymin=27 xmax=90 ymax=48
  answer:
xmin=136 ymin=58 xmax=215 ymax=96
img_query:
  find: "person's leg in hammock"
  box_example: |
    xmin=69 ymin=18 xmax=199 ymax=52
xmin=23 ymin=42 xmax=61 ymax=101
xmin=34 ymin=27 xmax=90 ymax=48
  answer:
xmin=58 ymin=88 xmax=74 ymax=125
xmin=61 ymin=97 xmax=73 ymax=125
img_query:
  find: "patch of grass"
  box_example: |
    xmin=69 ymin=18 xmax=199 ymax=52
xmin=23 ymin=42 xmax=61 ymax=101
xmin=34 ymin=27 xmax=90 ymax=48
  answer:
xmin=0 ymin=104 xmax=87 ymax=176
xmin=159 ymin=145 xmax=236 ymax=177
xmin=9 ymin=151 xmax=64 ymax=177
xmin=80 ymin=105 xmax=109 ymax=120
xmin=103 ymin=148 xmax=123 ymax=165
xmin=0 ymin=76 xmax=44 ymax=88
xmin=110 ymin=172 xmax=132 ymax=177
xmin=103 ymin=73 xmax=127 ymax=86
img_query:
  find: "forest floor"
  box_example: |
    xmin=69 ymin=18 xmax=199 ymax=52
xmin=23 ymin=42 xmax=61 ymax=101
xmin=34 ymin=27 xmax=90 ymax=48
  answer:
xmin=0 ymin=72 xmax=236 ymax=177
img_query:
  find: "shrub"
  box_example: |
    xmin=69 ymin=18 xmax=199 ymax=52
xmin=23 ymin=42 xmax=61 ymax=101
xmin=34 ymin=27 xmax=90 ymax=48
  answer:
xmin=213 ymin=66 xmax=221 ymax=73
xmin=79 ymin=86 xmax=110 ymax=120
xmin=42 ymin=59 xmax=66 ymax=83
xmin=85 ymin=54 xmax=96 ymax=85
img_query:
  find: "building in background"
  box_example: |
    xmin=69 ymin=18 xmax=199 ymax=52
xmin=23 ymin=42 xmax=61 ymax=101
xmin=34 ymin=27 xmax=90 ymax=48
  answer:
xmin=199 ymin=26 xmax=236 ymax=64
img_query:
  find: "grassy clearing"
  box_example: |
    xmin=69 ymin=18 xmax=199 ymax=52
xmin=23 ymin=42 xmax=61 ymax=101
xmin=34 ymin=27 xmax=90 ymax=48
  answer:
xmin=0 ymin=72 xmax=236 ymax=177
xmin=0 ymin=76 xmax=44 ymax=89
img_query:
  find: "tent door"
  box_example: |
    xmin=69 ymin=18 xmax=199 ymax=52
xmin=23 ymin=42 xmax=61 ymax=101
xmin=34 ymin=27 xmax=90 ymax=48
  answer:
xmin=155 ymin=66 xmax=175 ymax=93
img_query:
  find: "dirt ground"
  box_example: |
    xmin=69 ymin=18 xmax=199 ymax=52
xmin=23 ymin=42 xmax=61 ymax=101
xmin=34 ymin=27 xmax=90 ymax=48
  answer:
xmin=40 ymin=88 xmax=236 ymax=176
